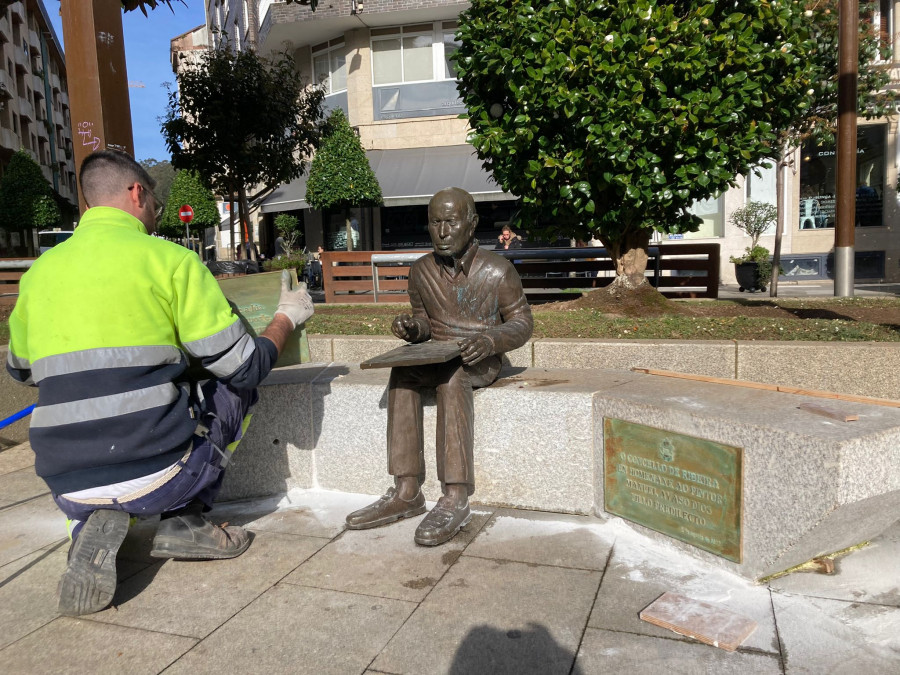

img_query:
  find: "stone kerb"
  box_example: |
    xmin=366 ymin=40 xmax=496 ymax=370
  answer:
xmin=308 ymin=335 xmax=900 ymax=398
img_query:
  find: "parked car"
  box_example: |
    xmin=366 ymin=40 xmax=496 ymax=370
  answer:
xmin=38 ymin=229 xmax=74 ymax=254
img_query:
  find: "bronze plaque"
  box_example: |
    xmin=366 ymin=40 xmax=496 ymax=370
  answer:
xmin=604 ymin=418 xmax=743 ymax=563
xmin=217 ymin=270 xmax=310 ymax=368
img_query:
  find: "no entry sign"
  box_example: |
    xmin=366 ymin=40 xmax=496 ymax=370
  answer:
xmin=179 ymin=205 xmax=194 ymax=223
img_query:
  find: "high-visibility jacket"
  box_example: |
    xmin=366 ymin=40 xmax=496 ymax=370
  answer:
xmin=6 ymin=207 xmax=276 ymax=494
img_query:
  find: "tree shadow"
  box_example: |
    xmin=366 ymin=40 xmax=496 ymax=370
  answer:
xmin=448 ymin=622 xmax=584 ymax=675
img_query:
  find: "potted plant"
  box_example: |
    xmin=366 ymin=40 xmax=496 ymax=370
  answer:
xmin=728 ymin=201 xmax=777 ymax=292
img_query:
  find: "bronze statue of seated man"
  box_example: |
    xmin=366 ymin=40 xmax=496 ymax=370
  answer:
xmin=346 ymin=187 xmax=533 ymax=546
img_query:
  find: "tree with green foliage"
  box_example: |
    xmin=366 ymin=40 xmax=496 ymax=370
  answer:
xmin=306 ymin=109 xmax=382 ymax=251
xmin=158 ymin=170 xmax=219 ymax=240
xmin=765 ymin=0 xmax=896 ymax=296
xmin=162 ymin=44 xmax=324 ymax=260
xmin=0 ymin=149 xmax=61 ymax=237
xmin=274 ymin=213 xmax=302 ymax=256
xmin=140 ymin=159 xmax=176 ymax=211
xmin=455 ymin=0 xmax=818 ymax=290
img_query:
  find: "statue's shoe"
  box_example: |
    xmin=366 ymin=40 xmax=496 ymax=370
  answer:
xmin=414 ymin=496 xmax=471 ymax=547
xmin=346 ymin=487 xmax=426 ymax=530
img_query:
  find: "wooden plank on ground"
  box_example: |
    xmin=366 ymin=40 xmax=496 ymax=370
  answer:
xmin=640 ymin=592 xmax=757 ymax=652
xmin=632 ymin=368 xmax=900 ymax=408
xmin=797 ymin=403 xmax=859 ymax=422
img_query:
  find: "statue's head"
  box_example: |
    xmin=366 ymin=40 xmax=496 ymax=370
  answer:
xmin=427 ymin=187 xmax=478 ymax=259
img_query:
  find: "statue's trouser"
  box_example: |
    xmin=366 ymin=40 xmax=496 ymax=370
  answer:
xmin=54 ymin=381 xmax=258 ymax=539
xmin=387 ymin=354 xmax=501 ymax=497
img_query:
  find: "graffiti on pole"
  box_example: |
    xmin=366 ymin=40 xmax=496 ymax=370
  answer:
xmin=77 ymin=121 xmax=101 ymax=151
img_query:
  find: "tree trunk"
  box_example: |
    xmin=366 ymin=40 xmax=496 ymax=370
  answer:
xmin=239 ymin=183 xmax=256 ymax=261
xmin=770 ymin=143 xmax=788 ymax=297
xmin=603 ymin=228 xmax=651 ymax=290
xmin=228 ymin=190 xmax=236 ymax=261
xmin=345 ymin=208 xmax=353 ymax=252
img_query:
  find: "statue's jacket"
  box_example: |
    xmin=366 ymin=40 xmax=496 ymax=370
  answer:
xmin=6 ymin=207 xmax=276 ymax=494
xmin=406 ymin=243 xmax=533 ymax=380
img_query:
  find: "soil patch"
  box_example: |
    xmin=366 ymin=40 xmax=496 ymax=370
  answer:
xmin=542 ymin=284 xmax=694 ymax=318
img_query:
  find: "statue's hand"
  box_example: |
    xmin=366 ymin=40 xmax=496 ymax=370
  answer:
xmin=392 ymin=313 xmax=420 ymax=342
xmin=459 ymin=334 xmax=494 ymax=365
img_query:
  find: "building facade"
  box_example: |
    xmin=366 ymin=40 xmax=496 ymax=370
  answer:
xmin=205 ymin=1 xmax=899 ymax=283
xmin=0 ymin=0 xmax=77 ymax=253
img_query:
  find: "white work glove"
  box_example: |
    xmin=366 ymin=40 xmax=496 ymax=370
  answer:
xmin=274 ymin=269 xmax=315 ymax=328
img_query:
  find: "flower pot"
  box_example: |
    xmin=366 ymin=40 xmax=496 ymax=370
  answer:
xmin=734 ymin=262 xmax=766 ymax=293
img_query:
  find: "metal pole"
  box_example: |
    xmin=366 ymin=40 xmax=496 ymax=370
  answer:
xmin=835 ymin=0 xmax=858 ymax=297
xmin=61 ymin=0 xmax=135 ymax=214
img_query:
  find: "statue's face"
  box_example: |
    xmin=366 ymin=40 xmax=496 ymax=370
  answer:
xmin=428 ymin=194 xmax=477 ymax=259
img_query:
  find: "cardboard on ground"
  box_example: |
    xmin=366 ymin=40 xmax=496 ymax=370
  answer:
xmin=217 ymin=270 xmax=310 ymax=367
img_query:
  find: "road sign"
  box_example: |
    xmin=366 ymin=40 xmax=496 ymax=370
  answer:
xmin=179 ymin=205 xmax=194 ymax=224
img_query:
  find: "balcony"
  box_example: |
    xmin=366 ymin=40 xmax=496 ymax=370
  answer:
xmin=9 ymin=2 xmax=25 ymax=25
xmin=36 ymin=117 xmax=48 ymax=141
xmin=18 ymin=97 xmax=33 ymax=121
xmin=32 ymin=73 xmax=43 ymax=95
xmin=0 ymin=16 xmax=9 ymax=43
xmin=0 ymin=127 xmax=17 ymax=152
xmin=28 ymin=29 xmax=39 ymax=55
xmin=14 ymin=45 xmax=28 ymax=72
xmin=50 ymin=72 xmax=59 ymax=92
xmin=0 ymin=69 xmax=13 ymax=99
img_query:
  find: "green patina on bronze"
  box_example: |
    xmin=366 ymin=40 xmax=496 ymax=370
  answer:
xmin=604 ymin=418 xmax=743 ymax=563
xmin=217 ymin=270 xmax=310 ymax=367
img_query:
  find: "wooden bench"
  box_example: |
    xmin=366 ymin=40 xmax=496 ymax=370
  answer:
xmin=0 ymin=259 xmax=36 ymax=306
xmin=321 ymin=243 xmax=720 ymax=304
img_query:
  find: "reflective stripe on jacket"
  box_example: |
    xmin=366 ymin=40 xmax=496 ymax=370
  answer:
xmin=6 ymin=206 xmax=276 ymax=493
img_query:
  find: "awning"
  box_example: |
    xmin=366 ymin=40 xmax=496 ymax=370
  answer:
xmin=260 ymin=145 xmax=515 ymax=213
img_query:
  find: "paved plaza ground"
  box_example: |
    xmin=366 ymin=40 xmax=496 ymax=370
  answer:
xmin=0 ymin=441 xmax=898 ymax=674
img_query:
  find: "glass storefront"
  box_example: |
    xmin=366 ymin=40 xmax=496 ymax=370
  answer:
xmin=798 ymin=124 xmax=886 ymax=230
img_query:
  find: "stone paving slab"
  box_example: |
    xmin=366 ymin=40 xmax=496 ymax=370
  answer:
xmin=214 ymin=490 xmax=376 ymax=540
xmin=576 ymin=628 xmax=782 ymax=674
xmin=283 ymin=506 xmax=494 ymax=603
xmin=0 ymin=442 xmax=34 ymax=476
xmin=371 ymin=556 xmax=601 ymax=675
xmin=0 ymin=616 xmax=197 ymax=674
xmin=462 ymin=508 xmax=614 ymax=570
xmin=165 ymin=584 xmax=416 ymax=675
xmin=768 ymin=520 xmax=900 ymax=607
xmin=772 ymin=592 xmax=900 ymax=673
xmin=0 ymin=494 xmax=66 ymax=567
xmin=0 ymin=546 xmax=67 ymax=650
xmin=588 ymin=524 xmax=780 ymax=655
xmin=89 ymin=531 xmax=326 ymax=639
xmin=0 ymin=466 xmax=49 ymax=502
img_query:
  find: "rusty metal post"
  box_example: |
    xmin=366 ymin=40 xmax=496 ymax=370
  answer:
xmin=835 ymin=0 xmax=858 ymax=296
xmin=60 ymin=0 xmax=135 ymax=214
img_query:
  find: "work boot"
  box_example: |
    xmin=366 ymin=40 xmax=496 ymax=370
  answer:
xmin=414 ymin=495 xmax=471 ymax=547
xmin=150 ymin=507 xmax=251 ymax=560
xmin=58 ymin=509 xmax=130 ymax=616
xmin=345 ymin=486 xmax=426 ymax=530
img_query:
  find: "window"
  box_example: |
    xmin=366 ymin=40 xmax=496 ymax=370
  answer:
xmin=371 ymin=22 xmax=460 ymax=86
xmin=312 ymin=40 xmax=346 ymax=94
xmin=798 ymin=123 xmax=887 ymax=229
xmin=862 ymin=0 xmax=893 ymax=58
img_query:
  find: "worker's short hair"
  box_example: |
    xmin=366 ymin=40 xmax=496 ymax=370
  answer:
xmin=79 ymin=150 xmax=155 ymax=207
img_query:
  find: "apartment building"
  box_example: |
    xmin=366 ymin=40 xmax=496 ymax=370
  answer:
xmin=0 ymin=0 xmax=77 ymax=247
xmin=205 ymin=1 xmax=899 ymax=283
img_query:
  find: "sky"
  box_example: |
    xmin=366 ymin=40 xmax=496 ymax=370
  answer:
xmin=48 ymin=1 xmax=207 ymax=162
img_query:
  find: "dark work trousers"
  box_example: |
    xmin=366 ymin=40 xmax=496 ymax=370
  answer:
xmin=54 ymin=380 xmax=257 ymax=536
xmin=387 ymin=355 xmax=500 ymax=496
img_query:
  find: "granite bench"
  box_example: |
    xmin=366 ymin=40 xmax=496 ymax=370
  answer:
xmin=221 ymin=363 xmax=900 ymax=580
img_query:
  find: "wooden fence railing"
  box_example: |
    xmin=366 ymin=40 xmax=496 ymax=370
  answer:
xmin=322 ymin=243 xmax=719 ymax=304
xmin=0 ymin=259 xmax=36 ymax=306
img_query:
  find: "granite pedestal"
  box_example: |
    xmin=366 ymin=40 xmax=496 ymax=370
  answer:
xmin=221 ymin=363 xmax=900 ymax=579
